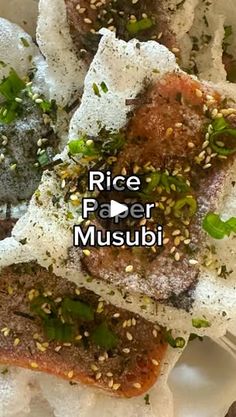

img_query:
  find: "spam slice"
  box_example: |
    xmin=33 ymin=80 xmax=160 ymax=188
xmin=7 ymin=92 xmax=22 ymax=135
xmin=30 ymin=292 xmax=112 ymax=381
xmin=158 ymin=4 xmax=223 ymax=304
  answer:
xmin=77 ymin=72 xmax=236 ymax=301
xmin=65 ymin=0 xmax=178 ymax=61
xmin=0 ymin=262 xmax=167 ymax=397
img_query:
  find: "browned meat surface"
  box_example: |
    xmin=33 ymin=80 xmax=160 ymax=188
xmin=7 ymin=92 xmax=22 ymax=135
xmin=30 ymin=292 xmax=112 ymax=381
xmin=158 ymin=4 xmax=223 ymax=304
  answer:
xmin=65 ymin=0 xmax=178 ymax=61
xmin=74 ymin=72 xmax=235 ymax=301
xmin=0 ymin=262 xmax=167 ymax=397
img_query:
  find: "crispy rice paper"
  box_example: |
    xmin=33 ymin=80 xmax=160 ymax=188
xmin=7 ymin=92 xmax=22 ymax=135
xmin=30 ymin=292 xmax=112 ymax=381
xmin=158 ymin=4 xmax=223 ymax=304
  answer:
xmin=12 ymin=30 xmax=236 ymax=339
xmin=36 ymin=0 xmax=87 ymax=106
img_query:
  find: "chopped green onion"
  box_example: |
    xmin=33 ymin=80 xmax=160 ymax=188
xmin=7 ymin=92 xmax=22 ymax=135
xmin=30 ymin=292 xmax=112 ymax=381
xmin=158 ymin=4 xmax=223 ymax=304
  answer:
xmin=101 ymin=132 xmax=125 ymax=155
xmin=20 ymin=37 xmax=30 ymax=47
xmin=37 ymin=151 xmax=51 ymax=167
xmin=165 ymin=329 xmax=186 ymax=349
xmin=0 ymin=70 xmax=25 ymax=124
xmin=92 ymin=83 xmax=101 ymax=97
xmin=173 ymin=196 xmax=197 ymax=219
xmin=0 ymin=69 xmax=25 ymax=100
xmin=68 ymin=137 xmax=98 ymax=157
xmin=189 ymin=333 xmax=203 ymax=342
xmin=91 ymin=322 xmax=118 ymax=350
xmin=192 ymin=318 xmax=211 ymax=329
xmin=44 ymin=319 xmax=74 ymax=342
xmin=100 ymin=81 xmax=108 ymax=93
xmin=144 ymin=394 xmax=150 ymax=405
xmin=209 ymin=117 xmax=236 ymax=155
xmin=126 ymin=18 xmax=154 ymax=35
xmin=202 ymin=212 xmax=236 ymax=239
xmin=61 ymin=298 xmax=94 ymax=321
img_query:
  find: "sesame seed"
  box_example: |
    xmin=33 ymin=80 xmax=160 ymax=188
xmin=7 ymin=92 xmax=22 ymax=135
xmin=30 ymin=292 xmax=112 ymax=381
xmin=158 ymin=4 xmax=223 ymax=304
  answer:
xmin=184 ymin=239 xmax=191 ymax=245
xmin=151 ymin=359 xmax=159 ymax=366
xmin=152 ymin=329 xmax=158 ymax=338
xmin=55 ymin=346 xmax=62 ymax=352
xmin=91 ymin=364 xmax=98 ymax=372
xmin=98 ymin=355 xmax=106 ymax=362
xmin=13 ymin=338 xmax=20 ymax=347
xmin=79 ymin=8 xmax=86 ymax=13
xmin=68 ymin=371 xmax=74 ymax=379
xmin=113 ymin=313 xmax=120 ymax=318
xmin=174 ymin=252 xmax=181 ymax=261
xmin=202 ymin=140 xmax=209 ymax=149
xmin=189 ymin=259 xmax=198 ymax=265
xmin=132 ymin=0 xmax=139 ymax=3
xmin=188 ymin=142 xmax=195 ymax=148
xmin=203 ymin=163 xmax=212 ymax=169
xmin=36 ymin=342 xmax=46 ymax=352
xmin=126 ymin=332 xmax=133 ymax=341
xmin=166 ymin=127 xmax=173 ymax=137
xmin=95 ymin=372 xmax=102 ymax=380
xmin=15 ymin=97 xmax=23 ymax=103
xmin=172 ymin=229 xmax=181 ymax=236
xmin=86 ymin=139 xmax=94 ymax=146
xmin=106 ymin=372 xmax=113 ymax=377
xmin=122 ymin=348 xmax=130 ymax=354
xmin=132 ymin=318 xmax=136 ymax=326
xmin=108 ymin=379 xmax=114 ymax=388
xmin=175 ymin=122 xmax=183 ymax=128
xmin=35 ymin=98 xmax=43 ymax=104
xmin=113 ymin=383 xmax=121 ymax=391
xmin=30 ymin=362 xmax=38 ymax=369
xmin=195 ymin=89 xmax=203 ymax=98
xmin=125 ymin=265 xmax=133 ymax=273
xmin=75 ymin=335 xmax=82 ymax=341
xmin=170 ymin=246 xmax=176 ymax=254
xmin=133 ymin=383 xmax=142 ymax=389
xmin=172 ymin=47 xmax=180 ymax=53
xmin=83 ymin=249 xmax=91 ymax=256
xmin=84 ymin=331 xmax=89 ymax=337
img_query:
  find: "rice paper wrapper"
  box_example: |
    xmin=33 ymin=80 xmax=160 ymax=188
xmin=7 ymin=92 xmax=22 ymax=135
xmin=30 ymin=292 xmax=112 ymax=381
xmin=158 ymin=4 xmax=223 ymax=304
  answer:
xmin=36 ymin=0 xmax=87 ymax=106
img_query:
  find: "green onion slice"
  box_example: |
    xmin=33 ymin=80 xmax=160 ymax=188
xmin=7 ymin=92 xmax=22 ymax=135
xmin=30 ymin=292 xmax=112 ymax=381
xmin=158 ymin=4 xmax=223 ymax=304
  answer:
xmin=91 ymin=322 xmax=118 ymax=350
xmin=44 ymin=319 xmax=74 ymax=342
xmin=61 ymin=298 xmax=94 ymax=321
xmin=164 ymin=329 xmax=186 ymax=349
xmin=192 ymin=318 xmax=211 ymax=329
xmin=203 ymin=212 xmax=236 ymax=239
xmin=209 ymin=117 xmax=236 ymax=155
xmin=173 ymin=196 xmax=197 ymax=219
xmin=126 ymin=18 xmax=154 ymax=35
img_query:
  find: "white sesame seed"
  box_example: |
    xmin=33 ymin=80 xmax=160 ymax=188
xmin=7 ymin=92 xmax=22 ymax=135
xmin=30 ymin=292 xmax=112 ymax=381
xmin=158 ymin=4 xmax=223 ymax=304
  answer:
xmin=151 ymin=359 xmax=159 ymax=366
xmin=203 ymin=163 xmax=212 ymax=169
xmin=126 ymin=332 xmax=133 ymax=341
xmin=152 ymin=329 xmax=158 ymax=338
xmin=95 ymin=372 xmax=102 ymax=380
xmin=122 ymin=348 xmax=130 ymax=354
xmin=113 ymin=383 xmax=121 ymax=391
xmin=195 ymin=89 xmax=203 ymax=98
xmin=113 ymin=313 xmax=120 ymax=318
xmin=189 ymin=259 xmax=199 ymax=265
xmin=83 ymin=249 xmax=91 ymax=256
xmin=125 ymin=265 xmax=133 ymax=273
xmin=133 ymin=383 xmax=142 ymax=389
xmin=174 ymin=252 xmax=180 ymax=261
